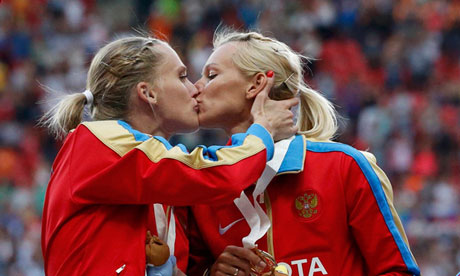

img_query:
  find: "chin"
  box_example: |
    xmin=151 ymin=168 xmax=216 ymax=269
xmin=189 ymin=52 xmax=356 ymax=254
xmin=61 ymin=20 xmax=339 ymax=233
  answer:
xmin=197 ymin=114 xmax=214 ymax=129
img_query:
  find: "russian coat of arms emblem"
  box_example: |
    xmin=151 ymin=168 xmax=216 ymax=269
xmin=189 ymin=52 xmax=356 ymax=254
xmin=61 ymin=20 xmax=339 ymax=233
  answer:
xmin=294 ymin=191 xmax=320 ymax=220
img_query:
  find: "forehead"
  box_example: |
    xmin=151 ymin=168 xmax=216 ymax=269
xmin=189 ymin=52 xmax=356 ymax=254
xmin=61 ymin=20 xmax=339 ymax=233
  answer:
xmin=157 ymin=43 xmax=184 ymax=68
xmin=207 ymin=42 xmax=239 ymax=66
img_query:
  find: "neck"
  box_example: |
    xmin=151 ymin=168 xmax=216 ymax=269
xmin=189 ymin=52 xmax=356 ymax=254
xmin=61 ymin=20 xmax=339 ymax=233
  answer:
xmin=125 ymin=113 xmax=172 ymax=140
xmin=225 ymin=119 xmax=252 ymax=136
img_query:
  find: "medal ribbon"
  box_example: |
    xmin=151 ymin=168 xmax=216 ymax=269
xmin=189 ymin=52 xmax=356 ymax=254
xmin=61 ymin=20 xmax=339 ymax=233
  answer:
xmin=234 ymin=136 xmax=294 ymax=248
xmin=153 ymin=204 xmax=176 ymax=255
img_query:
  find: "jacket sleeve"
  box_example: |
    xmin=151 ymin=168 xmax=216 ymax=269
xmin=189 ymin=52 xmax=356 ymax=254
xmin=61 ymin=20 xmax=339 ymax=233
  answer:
xmin=68 ymin=123 xmax=274 ymax=206
xmin=344 ymin=151 xmax=420 ymax=276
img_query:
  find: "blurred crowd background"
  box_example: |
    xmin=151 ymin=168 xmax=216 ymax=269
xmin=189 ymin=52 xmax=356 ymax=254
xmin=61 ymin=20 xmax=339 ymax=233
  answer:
xmin=0 ymin=0 xmax=459 ymax=275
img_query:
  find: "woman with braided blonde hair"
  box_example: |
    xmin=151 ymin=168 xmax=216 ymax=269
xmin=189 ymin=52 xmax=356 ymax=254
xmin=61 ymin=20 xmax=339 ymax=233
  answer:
xmin=189 ymin=30 xmax=420 ymax=276
xmin=40 ymin=35 xmax=298 ymax=276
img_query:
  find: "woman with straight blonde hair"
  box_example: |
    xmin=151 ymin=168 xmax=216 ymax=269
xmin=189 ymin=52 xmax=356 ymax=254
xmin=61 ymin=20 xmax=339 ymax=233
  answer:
xmin=188 ymin=30 xmax=420 ymax=276
xmin=40 ymin=35 xmax=298 ymax=276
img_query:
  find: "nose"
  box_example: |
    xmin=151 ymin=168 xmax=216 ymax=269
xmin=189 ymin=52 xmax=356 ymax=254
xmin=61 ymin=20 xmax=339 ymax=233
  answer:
xmin=190 ymin=84 xmax=199 ymax=98
xmin=196 ymin=77 xmax=206 ymax=90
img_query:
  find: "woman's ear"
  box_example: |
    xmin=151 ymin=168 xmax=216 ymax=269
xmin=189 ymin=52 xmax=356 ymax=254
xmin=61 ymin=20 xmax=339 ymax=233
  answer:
xmin=246 ymin=72 xmax=268 ymax=99
xmin=136 ymin=82 xmax=157 ymax=104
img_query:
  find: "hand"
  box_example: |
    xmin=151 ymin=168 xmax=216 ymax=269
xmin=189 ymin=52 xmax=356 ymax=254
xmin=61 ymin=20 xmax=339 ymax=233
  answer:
xmin=251 ymin=72 xmax=299 ymax=141
xmin=210 ymin=246 xmax=267 ymax=276
xmin=146 ymin=231 xmax=170 ymax=266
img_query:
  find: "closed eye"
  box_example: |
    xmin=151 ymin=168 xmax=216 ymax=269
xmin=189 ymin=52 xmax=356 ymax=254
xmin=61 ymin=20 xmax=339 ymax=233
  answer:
xmin=178 ymin=65 xmax=188 ymax=81
xmin=208 ymin=74 xmax=217 ymax=79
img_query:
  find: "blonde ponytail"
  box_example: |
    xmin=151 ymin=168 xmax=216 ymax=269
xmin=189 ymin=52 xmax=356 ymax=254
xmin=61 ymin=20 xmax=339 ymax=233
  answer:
xmin=213 ymin=29 xmax=338 ymax=140
xmin=297 ymin=86 xmax=337 ymax=140
xmin=39 ymin=92 xmax=88 ymax=139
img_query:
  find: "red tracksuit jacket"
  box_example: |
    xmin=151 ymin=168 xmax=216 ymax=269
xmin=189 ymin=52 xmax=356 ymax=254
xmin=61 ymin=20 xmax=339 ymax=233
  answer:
xmin=189 ymin=135 xmax=420 ymax=276
xmin=41 ymin=120 xmax=274 ymax=276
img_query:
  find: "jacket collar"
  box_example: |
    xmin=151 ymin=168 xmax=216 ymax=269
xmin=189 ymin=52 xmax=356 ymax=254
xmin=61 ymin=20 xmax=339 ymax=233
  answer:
xmin=275 ymin=134 xmax=306 ymax=175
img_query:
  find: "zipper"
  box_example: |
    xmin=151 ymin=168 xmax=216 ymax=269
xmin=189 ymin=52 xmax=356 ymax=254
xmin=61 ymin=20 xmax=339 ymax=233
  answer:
xmin=116 ymin=264 xmax=126 ymax=274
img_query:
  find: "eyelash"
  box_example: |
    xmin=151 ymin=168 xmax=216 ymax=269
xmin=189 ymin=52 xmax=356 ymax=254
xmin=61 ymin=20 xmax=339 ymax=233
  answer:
xmin=180 ymin=74 xmax=188 ymax=79
xmin=208 ymin=74 xmax=217 ymax=79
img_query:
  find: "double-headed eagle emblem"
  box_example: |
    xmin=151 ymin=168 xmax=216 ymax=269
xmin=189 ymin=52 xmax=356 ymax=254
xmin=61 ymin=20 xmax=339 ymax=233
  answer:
xmin=295 ymin=192 xmax=319 ymax=219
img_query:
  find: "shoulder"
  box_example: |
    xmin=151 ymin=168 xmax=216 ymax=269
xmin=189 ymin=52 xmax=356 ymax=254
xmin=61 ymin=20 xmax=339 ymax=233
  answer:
xmin=80 ymin=120 xmax=125 ymax=136
xmin=79 ymin=120 xmax=145 ymax=156
xmin=306 ymin=140 xmax=387 ymax=189
xmin=305 ymin=139 xmax=377 ymax=167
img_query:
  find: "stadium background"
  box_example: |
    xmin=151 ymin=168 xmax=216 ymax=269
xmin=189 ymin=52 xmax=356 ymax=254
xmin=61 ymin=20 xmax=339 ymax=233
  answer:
xmin=0 ymin=0 xmax=459 ymax=275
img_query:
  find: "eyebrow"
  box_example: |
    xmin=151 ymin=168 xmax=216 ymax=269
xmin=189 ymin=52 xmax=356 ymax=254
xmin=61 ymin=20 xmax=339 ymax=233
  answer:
xmin=176 ymin=65 xmax=187 ymax=73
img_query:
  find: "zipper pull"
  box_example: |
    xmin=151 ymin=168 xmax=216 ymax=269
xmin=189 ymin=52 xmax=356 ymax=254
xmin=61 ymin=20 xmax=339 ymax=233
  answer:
xmin=116 ymin=264 xmax=126 ymax=274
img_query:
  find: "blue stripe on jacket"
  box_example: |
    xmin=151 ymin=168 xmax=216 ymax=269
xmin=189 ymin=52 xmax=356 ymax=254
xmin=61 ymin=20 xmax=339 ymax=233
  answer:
xmin=307 ymin=141 xmax=420 ymax=275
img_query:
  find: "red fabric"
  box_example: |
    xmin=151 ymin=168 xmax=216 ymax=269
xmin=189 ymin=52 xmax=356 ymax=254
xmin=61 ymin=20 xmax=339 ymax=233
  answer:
xmin=42 ymin=123 xmax=267 ymax=276
xmin=190 ymin=147 xmax=416 ymax=276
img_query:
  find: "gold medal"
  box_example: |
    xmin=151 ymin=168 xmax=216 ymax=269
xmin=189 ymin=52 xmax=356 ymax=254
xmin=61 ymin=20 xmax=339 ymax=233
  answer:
xmin=250 ymin=248 xmax=277 ymax=276
xmin=273 ymin=265 xmax=289 ymax=276
xmin=145 ymin=231 xmax=170 ymax=266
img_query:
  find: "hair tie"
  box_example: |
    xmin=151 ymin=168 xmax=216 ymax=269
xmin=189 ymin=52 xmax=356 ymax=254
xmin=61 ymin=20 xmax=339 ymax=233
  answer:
xmin=82 ymin=90 xmax=94 ymax=105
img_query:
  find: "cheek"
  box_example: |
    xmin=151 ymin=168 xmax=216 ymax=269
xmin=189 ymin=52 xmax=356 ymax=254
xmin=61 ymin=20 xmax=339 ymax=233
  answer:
xmin=202 ymin=88 xmax=230 ymax=114
xmin=203 ymin=83 xmax=220 ymax=101
xmin=157 ymin=85 xmax=189 ymax=113
xmin=170 ymin=84 xmax=191 ymax=103
xmin=203 ymin=91 xmax=246 ymax=120
xmin=205 ymin=79 xmax=242 ymax=104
